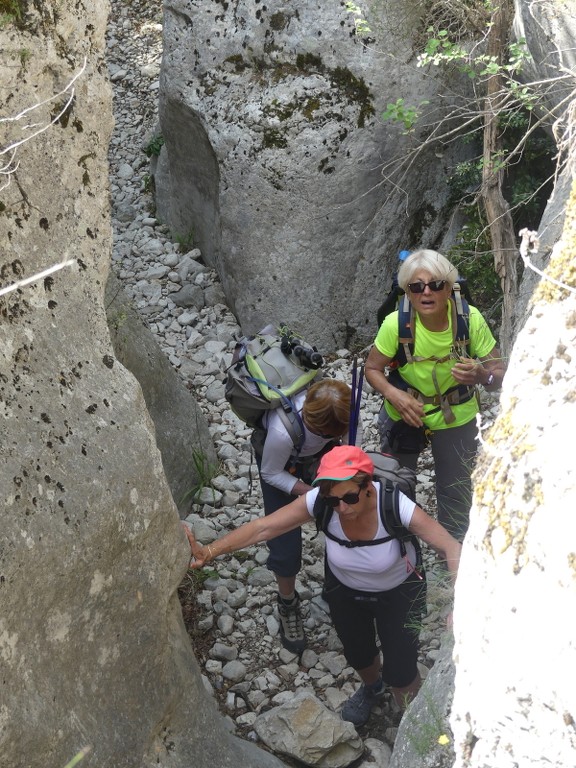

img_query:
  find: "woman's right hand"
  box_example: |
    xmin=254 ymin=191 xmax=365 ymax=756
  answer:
xmin=182 ymin=523 xmax=211 ymax=569
xmin=387 ymin=388 xmax=425 ymax=427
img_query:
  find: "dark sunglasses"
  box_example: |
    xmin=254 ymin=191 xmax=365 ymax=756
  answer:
xmin=407 ymin=279 xmax=447 ymax=293
xmin=322 ymin=489 xmax=362 ymax=508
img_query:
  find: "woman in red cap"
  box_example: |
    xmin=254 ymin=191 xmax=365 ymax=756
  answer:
xmin=183 ymin=444 xmax=461 ymax=729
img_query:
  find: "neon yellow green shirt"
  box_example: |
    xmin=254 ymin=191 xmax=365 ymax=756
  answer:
xmin=374 ymin=303 xmax=497 ymax=430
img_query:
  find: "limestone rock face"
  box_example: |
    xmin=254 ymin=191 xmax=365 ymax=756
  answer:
xmin=450 ymin=180 xmax=576 ymax=766
xmin=105 ymin=273 xmax=217 ymax=515
xmin=513 ymin=0 xmax=576 ymax=333
xmin=156 ymin=0 xmax=468 ymax=348
xmin=390 ymin=637 xmax=455 ymax=768
xmin=0 ymin=4 xmax=283 ymax=768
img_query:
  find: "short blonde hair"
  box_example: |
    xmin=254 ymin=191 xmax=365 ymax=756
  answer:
xmin=303 ymin=379 xmax=351 ymax=438
xmin=397 ymin=249 xmax=458 ymax=292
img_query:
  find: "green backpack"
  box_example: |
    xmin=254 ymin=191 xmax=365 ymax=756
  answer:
xmin=224 ymin=324 xmax=324 ymax=451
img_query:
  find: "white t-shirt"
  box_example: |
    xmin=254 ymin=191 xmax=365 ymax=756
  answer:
xmin=305 ymin=482 xmax=418 ymax=592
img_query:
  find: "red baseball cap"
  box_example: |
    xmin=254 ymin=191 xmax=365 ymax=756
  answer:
xmin=313 ymin=446 xmax=374 ymax=484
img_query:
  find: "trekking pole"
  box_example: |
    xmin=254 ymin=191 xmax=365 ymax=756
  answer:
xmin=349 ymin=356 xmax=357 ymax=445
xmin=353 ymin=363 xmax=364 ymax=446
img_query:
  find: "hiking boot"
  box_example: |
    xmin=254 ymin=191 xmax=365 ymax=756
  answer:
xmin=277 ymin=592 xmax=306 ymax=654
xmin=341 ymin=680 xmax=385 ymax=728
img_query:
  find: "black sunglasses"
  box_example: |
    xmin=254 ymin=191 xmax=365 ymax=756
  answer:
xmin=322 ymin=489 xmax=362 ymax=508
xmin=407 ymin=279 xmax=447 ymax=293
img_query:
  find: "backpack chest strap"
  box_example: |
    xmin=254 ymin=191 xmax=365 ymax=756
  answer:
xmin=323 ymin=529 xmax=395 ymax=548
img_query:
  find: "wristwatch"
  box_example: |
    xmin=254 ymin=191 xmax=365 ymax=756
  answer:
xmin=485 ymin=373 xmax=495 ymax=387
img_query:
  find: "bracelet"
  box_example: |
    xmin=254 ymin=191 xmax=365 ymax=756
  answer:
xmin=206 ymin=544 xmax=215 ymax=562
xmin=485 ymin=372 xmax=495 ymax=387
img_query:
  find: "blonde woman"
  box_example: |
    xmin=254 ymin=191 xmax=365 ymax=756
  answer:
xmin=366 ymin=249 xmax=506 ymax=540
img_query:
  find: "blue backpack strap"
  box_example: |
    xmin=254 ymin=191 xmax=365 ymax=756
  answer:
xmin=395 ymin=294 xmax=414 ymax=367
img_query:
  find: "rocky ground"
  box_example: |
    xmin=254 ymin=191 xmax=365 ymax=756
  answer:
xmin=106 ymin=1 xmax=500 ymax=762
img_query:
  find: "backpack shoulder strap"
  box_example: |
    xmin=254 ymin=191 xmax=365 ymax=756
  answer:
xmin=276 ymin=404 xmax=305 ymax=453
xmin=395 ymin=294 xmax=414 ymax=367
xmin=313 ymin=494 xmax=331 ymax=538
xmin=378 ymin=479 xmax=408 ymax=558
xmin=448 ymin=289 xmax=471 ymax=358
xmin=377 ymin=479 xmax=423 ymax=568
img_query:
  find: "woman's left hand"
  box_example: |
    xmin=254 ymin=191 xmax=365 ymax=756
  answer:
xmin=451 ymin=358 xmax=480 ymax=386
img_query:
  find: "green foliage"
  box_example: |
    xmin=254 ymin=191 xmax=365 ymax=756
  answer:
xmin=173 ymin=229 xmax=195 ymax=253
xmin=19 ymin=47 xmax=31 ymax=70
xmin=0 ymin=0 xmax=23 ymax=28
xmin=62 ymin=749 xmax=91 ymax=768
xmin=142 ymin=173 xmax=154 ymax=194
xmin=179 ymin=448 xmax=218 ymax=507
xmin=345 ymin=1 xmax=372 ymax=36
xmin=403 ymin=690 xmax=453 ymax=758
xmin=143 ymin=135 xmax=164 ymax=157
xmin=417 ymin=28 xmax=530 ymax=80
xmin=381 ymin=97 xmax=429 ymax=132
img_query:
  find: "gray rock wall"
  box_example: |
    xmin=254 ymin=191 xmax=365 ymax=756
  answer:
xmin=513 ymin=0 xmax=576 ymax=333
xmin=105 ymin=273 xmax=217 ymax=515
xmin=450 ymin=175 xmax=576 ymax=767
xmin=0 ymin=4 xmax=284 ymax=767
xmin=156 ymin=0 xmax=469 ymax=348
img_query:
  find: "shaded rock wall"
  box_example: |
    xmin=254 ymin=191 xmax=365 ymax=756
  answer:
xmin=156 ymin=0 xmax=470 ymax=348
xmin=105 ymin=273 xmax=217 ymax=515
xmin=0 ymin=3 xmax=284 ymax=767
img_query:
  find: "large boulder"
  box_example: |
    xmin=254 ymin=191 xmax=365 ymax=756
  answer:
xmin=0 ymin=4 xmax=284 ymax=767
xmin=156 ymin=0 xmax=470 ymax=348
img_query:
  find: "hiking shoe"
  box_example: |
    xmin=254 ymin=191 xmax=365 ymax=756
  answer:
xmin=277 ymin=593 xmax=307 ymax=654
xmin=341 ymin=681 xmax=385 ymax=728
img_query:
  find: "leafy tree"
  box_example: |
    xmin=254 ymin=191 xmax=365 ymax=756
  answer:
xmin=374 ymin=0 xmax=570 ymax=355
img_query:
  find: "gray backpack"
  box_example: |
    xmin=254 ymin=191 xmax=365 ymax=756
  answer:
xmin=224 ymin=324 xmax=324 ymax=451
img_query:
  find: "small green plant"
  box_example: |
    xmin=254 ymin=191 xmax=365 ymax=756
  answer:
xmin=62 ymin=747 xmax=91 ymax=768
xmin=0 ymin=0 xmax=23 ymax=28
xmin=403 ymin=691 xmax=453 ymax=758
xmin=417 ymin=28 xmax=530 ymax=80
xmin=142 ymin=173 xmax=154 ymax=194
xmin=173 ymin=229 xmax=195 ymax=253
xmin=179 ymin=448 xmax=218 ymax=507
xmin=143 ymin=135 xmax=164 ymax=157
xmin=233 ymin=550 xmax=253 ymax=562
xmin=381 ymin=97 xmax=429 ymax=133
xmin=18 ymin=47 xmax=31 ymax=69
xmin=345 ymin=1 xmax=371 ymax=36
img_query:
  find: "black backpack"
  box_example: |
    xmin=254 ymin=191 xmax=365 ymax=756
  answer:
xmin=313 ymin=451 xmax=421 ymax=563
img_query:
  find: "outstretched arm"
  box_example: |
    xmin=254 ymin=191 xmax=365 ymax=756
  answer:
xmin=183 ymin=495 xmax=311 ymax=568
xmin=408 ymin=506 xmax=462 ymax=582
